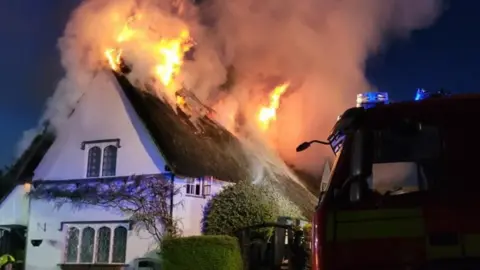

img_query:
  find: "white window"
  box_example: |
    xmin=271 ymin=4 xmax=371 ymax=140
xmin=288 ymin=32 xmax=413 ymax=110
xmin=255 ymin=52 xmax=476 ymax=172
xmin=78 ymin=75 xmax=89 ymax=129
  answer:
xmin=64 ymin=224 xmax=128 ymax=264
xmin=185 ymin=177 xmax=213 ymax=197
xmin=85 ymin=144 xmax=118 ymax=177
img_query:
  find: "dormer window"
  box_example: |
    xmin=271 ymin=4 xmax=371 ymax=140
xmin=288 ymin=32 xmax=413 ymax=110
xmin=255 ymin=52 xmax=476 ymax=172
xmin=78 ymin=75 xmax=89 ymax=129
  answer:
xmin=82 ymin=139 xmax=121 ymax=178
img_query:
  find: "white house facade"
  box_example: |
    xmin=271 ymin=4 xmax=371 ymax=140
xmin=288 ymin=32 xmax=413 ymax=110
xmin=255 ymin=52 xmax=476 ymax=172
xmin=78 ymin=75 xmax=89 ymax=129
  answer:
xmin=20 ymin=72 xmax=231 ymax=270
xmin=0 ymin=69 xmax=318 ymax=270
xmin=0 ymin=185 xmax=30 ymax=227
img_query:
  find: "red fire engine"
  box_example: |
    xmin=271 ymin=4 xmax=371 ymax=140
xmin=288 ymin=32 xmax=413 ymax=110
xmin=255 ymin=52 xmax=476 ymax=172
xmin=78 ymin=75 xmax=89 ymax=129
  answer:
xmin=301 ymin=89 xmax=480 ymax=269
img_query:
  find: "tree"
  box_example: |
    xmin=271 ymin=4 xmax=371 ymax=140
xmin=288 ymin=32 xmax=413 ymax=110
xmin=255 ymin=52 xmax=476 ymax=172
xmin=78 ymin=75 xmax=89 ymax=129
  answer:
xmin=202 ymin=181 xmax=278 ymax=236
xmin=29 ymin=174 xmax=181 ymax=244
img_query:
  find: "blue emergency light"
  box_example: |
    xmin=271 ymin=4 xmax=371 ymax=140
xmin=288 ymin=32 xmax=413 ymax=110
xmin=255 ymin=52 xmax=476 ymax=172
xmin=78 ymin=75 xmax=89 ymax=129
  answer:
xmin=415 ymin=88 xmax=451 ymax=101
xmin=415 ymin=88 xmax=429 ymax=101
xmin=356 ymin=92 xmax=389 ymax=109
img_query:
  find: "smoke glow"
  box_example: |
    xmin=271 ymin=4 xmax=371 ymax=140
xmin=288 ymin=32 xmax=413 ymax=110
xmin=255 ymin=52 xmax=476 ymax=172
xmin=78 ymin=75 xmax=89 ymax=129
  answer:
xmin=19 ymin=0 xmax=443 ymax=177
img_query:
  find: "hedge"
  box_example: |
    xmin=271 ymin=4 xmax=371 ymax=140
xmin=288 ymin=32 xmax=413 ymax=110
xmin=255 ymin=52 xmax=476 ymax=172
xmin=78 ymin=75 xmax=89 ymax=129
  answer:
xmin=202 ymin=181 xmax=277 ymax=236
xmin=161 ymin=235 xmax=243 ymax=270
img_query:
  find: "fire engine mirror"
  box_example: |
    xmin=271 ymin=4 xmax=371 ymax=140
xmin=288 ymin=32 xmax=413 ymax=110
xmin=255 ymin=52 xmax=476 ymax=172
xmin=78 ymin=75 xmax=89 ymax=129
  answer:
xmin=349 ymin=181 xmax=362 ymax=203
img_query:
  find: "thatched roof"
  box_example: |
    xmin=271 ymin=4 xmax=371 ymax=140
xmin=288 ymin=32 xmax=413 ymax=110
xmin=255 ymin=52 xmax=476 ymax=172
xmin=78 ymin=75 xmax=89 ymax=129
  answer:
xmin=115 ymin=73 xmax=251 ymax=182
xmin=0 ymin=131 xmax=54 ymax=201
xmin=18 ymin=70 xmax=317 ymax=215
xmin=113 ymin=72 xmax=317 ymax=214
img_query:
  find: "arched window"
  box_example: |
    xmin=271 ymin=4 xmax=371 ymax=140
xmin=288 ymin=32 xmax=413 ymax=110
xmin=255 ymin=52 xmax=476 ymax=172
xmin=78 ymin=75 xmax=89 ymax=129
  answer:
xmin=80 ymin=227 xmax=95 ymax=263
xmin=102 ymin=145 xmax=117 ymax=176
xmin=96 ymin=226 xmax=111 ymax=263
xmin=112 ymin=226 xmax=127 ymax=263
xmin=65 ymin=227 xmax=79 ymax=263
xmin=86 ymin=147 xmax=101 ymax=177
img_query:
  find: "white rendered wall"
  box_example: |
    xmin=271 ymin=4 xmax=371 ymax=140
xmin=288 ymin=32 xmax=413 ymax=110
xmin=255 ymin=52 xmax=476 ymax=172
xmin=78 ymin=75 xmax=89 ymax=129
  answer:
xmin=0 ymin=185 xmax=29 ymax=226
xmin=25 ymin=72 xmax=234 ymax=269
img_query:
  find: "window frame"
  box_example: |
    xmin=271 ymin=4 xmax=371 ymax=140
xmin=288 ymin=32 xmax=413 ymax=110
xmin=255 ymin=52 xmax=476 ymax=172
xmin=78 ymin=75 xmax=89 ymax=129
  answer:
xmin=102 ymin=145 xmax=118 ymax=177
xmin=63 ymin=223 xmax=128 ymax=265
xmin=185 ymin=177 xmax=213 ymax=197
xmin=366 ymin=125 xmax=440 ymax=196
xmin=86 ymin=147 xmax=102 ymax=178
xmin=84 ymin=143 xmax=119 ymax=178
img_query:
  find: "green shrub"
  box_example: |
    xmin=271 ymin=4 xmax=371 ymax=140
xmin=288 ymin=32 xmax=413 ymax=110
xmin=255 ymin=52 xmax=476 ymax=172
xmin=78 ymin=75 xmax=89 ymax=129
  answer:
xmin=161 ymin=235 xmax=242 ymax=270
xmin=202 ymin=181 xmax=278 ymax=236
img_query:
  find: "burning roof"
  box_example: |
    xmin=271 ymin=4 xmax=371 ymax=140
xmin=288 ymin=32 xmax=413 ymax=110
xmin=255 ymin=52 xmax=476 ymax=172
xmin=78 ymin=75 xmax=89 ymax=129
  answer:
xmin=100 ymin=12 xmax=317 ymax=214
xmin=22 ymin=5 xmax=320 ymax=216
xmin=113 ymin=71 xmax=317 ymax=215
xmin=113 ymin=72 xmax=250 ymax=181
xmin=14 ymin=0 xmax=446 ymax=220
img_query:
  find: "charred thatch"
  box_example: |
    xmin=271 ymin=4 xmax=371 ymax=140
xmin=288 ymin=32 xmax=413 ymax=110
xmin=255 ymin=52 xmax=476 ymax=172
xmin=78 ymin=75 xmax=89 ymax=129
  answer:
xmin=114 ymin=72 xmax=251 ymax=182
xmin=113 ymin=71 xmax=318 ymax=215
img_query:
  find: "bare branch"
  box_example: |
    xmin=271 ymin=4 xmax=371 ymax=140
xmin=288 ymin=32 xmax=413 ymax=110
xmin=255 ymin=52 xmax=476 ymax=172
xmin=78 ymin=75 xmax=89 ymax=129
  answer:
xmin=29 ymin=174 xmax=182 ymax=244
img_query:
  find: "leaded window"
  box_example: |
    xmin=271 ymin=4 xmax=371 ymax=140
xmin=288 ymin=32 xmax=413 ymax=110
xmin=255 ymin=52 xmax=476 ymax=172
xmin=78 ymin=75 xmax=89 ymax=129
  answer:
xmin=96 ymin=227 xmax=111 ymax=263
xmin=65 ymin=227 xmax=79 ymax=263
xmin=102 ymin=145 xmax=117 ymax=176
xmin=112 ymin=226 xmax=127 ymax=263
xmin=64 ymin=224 xmax=128 ymax=264
xmin=86 ymin=147 xmax=101 ymax=177
xmin=79 ymin=227 xmax=95 ymax=263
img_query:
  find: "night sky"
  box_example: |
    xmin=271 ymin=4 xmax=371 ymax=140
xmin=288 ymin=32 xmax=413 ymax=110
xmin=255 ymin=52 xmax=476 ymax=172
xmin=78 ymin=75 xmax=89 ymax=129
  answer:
xmin=0 ymin=1 xmax=478 ymax=167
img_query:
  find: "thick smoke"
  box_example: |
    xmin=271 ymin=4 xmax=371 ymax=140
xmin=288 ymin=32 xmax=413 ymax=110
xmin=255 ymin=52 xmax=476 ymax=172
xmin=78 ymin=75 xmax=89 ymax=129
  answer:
xmin=203 ymin=0 xmax=443 ymax=173
xmin=18 ymin=0 xmax=442 ymax=176
xmin=201 ymin=0 xmax=443 ymax=173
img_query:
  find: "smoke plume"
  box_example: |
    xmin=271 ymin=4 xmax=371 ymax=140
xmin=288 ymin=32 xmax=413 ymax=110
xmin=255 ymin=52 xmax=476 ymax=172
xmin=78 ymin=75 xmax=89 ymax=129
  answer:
xmin=19 ymin=0 xmax=443 ymax=175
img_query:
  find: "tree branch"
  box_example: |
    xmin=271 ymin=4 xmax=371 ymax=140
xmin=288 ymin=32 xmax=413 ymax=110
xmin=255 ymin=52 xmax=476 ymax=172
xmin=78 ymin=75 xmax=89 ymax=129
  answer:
xmin=29 ymin=174 xmax=182 ymax=244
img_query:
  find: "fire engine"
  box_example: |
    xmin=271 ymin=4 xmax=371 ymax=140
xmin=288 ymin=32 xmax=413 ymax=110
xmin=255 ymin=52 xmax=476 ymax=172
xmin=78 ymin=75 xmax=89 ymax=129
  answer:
xmin=301 ymin=89 xmax=480 ymax=269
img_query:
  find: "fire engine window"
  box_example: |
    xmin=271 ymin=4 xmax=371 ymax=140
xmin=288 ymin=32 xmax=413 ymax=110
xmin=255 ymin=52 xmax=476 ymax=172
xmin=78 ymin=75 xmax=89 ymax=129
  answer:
xmin=367 ymin=162 xmax=423 ymax=195
xmin=373 ymin=126 xmax=440 ymax=163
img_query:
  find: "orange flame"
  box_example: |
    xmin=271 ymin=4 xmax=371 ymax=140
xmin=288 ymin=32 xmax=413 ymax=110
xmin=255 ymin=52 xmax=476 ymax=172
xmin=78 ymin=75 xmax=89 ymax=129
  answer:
xmin=116 ymin=14 xmax=141 ymax=43
xmin=258 ymin=82 xmax=289 ymax=131
xmin=105 ymin=48 xmax=122 ymax=71
xmin=154 ymin=30 xmax=193 ymax=91
xmin=176 ymin=95 xmax=186 ymax=106
xmin=104 ymin=14 xmax=193 ymax=106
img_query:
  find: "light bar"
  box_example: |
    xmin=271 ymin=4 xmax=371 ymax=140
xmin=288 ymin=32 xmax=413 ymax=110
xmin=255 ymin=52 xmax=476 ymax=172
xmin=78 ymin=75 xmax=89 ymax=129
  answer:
xmin=415 ymin=88 xmax=429 ymax=101
xmin=356 ymin=92 xmax=389 ymax=109
xmin=415 ymin=88 xmax=451 ymax=101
